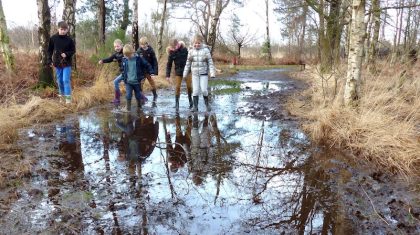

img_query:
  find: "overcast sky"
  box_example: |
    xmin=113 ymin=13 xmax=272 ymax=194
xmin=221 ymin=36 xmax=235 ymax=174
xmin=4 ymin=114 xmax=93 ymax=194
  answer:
xmin=3 ymin=0 xmax=283 ymax=44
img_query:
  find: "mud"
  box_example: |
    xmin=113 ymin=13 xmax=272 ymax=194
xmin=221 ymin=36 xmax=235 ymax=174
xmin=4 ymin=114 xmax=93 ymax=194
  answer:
xmin=0 ymin=68 xmax=418 ymax=234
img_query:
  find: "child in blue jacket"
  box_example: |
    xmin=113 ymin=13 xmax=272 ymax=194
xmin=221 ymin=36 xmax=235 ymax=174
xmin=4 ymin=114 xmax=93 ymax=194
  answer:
xmin=121 ymin=44 xmax=155 ymax=111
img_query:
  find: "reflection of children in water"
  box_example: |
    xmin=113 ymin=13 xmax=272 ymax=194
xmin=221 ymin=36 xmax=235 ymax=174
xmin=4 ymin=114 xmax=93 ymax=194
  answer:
xmin=115 ymin=112 xmax=159 ymax=161
xmin=165 ymin=115 xmax=193 ymax=172
xmin=57 ymin=122 xmax=84 ymax=173
xmin=189 ymin=114 xmax=211 ymax=185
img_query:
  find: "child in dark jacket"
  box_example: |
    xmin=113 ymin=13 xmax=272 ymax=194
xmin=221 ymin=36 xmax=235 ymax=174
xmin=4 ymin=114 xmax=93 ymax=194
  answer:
xmin=47 ymin=21 xmax=75 ymax=104
xmin=98 ymin=39 xmax=124 ymax=104
xmin=136 ymin=37 xmax=159 ymax=100
xmin=122 ymin=44 xmax=155 ymax=111
xmin=166 ymin=39 xmax=193 ymax=110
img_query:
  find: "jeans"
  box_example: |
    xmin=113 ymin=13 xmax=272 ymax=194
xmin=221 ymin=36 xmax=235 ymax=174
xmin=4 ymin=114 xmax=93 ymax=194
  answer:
xmin=113 ymin=74 xmax=123 ymax=93
xmin=55 ymin=66 xmax=72 ymax=96
xmin=192 ymin=74 xmax=209 ymax=96
xmin=125 ymin=83 xmax=142 ymax=101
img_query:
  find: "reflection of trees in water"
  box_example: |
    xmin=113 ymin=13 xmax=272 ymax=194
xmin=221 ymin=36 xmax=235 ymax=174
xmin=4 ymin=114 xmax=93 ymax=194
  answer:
xmin=237 ymin=127 xmax=345 ymax=234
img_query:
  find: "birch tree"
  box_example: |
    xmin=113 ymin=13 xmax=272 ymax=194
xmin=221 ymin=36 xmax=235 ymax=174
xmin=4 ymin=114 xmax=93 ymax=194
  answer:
xmin=344 ymin=0 xmax=366 ymax=106
xmin=0 ymin=0 xmax=15 ymax=72
xmin=264 ymin=0 xmax=272 ymax=62
xmin=132 ymin=0 xmax=139 ymax=50
xmin=37 ymin=0 xmax=54 ymax=87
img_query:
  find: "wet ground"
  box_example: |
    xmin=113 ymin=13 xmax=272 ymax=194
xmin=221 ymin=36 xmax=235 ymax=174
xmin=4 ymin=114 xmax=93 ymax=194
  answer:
xmin=0 ymin=69 xmax=419 ymax=234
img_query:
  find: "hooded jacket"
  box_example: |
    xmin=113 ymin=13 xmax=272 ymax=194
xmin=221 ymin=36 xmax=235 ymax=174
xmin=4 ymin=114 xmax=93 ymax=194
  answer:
xmin=122 ymin=54 xmax=154 ymax=85
xmin=183 ymin=44 xmax=216 ymax=78
xmin=136 ymin=46 xmax=158 ymax=75
xmin=166 ymin=45 xmax=189 ymax=77
xmin=101 ymin=50 xmax=124 ymax=72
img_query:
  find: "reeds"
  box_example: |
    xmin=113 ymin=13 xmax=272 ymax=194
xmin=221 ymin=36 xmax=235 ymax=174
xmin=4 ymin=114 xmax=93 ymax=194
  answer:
xmin=288 ymin=61 xmax=420 ymax=176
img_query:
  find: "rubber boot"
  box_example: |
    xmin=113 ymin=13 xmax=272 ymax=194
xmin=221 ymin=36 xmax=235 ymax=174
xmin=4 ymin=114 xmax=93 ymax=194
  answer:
xmin=136 ymin=98 xmax=142 ymax=109
xmin=175 ymin=95 xmax=180 ymax=110
xmin=203 ymin=96 xmax=210 ymax=112
xmin=113 ymin=90 xmax=121 ymax=104
xmin=152 ymin=89 xmax=158 ymax=100
xmin=126 ymin=99 xmax=132 ymax=112
xmin=193 ymin=96 xmax=199 ymax=112
xmin=188 ymin=93 xmax=193 ymax=109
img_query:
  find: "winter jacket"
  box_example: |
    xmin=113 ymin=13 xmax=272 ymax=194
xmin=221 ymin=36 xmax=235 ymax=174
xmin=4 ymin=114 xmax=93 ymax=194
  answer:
xmin=101 ymin=50 xmax=124 ymax=72
xmin=183 ymin=44 xmax=216 ymax=78
xmin=47 ymin=33 xmax=75 ymax=67
xmin=166 ymin=45 xmax=189 ymax=77
xmin=122 ymin=55 xmax=154 ymax=85
xmin=136 ymin=46 xmax=158 ymax=75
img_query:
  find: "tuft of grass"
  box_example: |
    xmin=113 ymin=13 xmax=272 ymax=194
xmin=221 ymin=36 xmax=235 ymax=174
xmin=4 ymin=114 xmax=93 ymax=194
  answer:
xmin=209 ymin=79 xmax=241 ymax=87
xmin=288 ymin=62 xmax=420 ymax=177
xmin=212 ymin=87 xmax=242 ymax=95
xmin=209 ymin=79 xmax=242 ymax=95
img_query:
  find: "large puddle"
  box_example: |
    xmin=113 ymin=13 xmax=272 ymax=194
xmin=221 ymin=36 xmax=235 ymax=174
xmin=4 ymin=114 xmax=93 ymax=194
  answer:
xmin=2 ymin=69 xmax=354 ymax=234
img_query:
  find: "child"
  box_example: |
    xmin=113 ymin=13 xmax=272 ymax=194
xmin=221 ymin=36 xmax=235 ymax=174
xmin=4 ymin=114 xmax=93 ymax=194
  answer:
xmin=48 ymin=21 xmax=75 ymax=104
xmin=166 ymin=39 xmax=193 ymax=110
xmin=98 ymin=39 xmax=124 ymax=104
xmin=121 ymin=44 xmax=155 ymax=111
xmin=136 ymin=37 xmax=159 ymax=100
xmin=182 ymin=35 xmax=216 ymax=112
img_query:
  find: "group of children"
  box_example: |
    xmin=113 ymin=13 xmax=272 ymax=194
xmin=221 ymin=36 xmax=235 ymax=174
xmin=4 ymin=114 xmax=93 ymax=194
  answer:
xmin=48 ymin=21 xmax=216 ymax=112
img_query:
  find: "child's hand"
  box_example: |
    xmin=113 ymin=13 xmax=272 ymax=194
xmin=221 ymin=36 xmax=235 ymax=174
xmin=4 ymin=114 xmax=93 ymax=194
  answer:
xmin=61 ymin=53 xmax=67 ymax=58
xmin=98 ymin=60 xmax=103 ymax=64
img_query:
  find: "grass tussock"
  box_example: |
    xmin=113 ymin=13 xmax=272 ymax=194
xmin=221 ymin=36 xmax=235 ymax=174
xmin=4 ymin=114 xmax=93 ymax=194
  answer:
xmin=288 ymin=61 xmax=420 ymax=176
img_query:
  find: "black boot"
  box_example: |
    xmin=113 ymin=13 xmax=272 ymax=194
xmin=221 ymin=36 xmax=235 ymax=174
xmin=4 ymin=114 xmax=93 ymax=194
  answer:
xmin=203 ymin=96 xmax=211 ymax=112
xmin=136 ymin=98 xmax=142 ymax=109
xmin=152 ymin=89 xmax=158 ymax=100
xmin=126 ymin=99 xmax=132 ymax=112
xmin=175 ymin=95 xmax=180 ymax=110
xmin=193 ymin=96 xmax=199 ymax=112
xmin=188 ymin=93 xmax=193 ymax=109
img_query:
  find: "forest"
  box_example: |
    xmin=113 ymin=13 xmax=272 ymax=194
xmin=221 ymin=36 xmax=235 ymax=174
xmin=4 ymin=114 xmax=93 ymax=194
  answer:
xmin=0 ymin=0 xmax=419 ymax=234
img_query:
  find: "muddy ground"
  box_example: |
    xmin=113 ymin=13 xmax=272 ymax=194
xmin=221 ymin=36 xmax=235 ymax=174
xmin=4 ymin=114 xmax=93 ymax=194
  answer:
xmin=0 ymin=68 xmax=419 ymax=234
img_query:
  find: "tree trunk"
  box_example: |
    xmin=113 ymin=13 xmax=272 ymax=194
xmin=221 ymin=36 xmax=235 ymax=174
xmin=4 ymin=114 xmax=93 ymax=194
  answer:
xmin=120 ymin=0 xmax=130 ymax=32
xmin=157 ymin=0 xmax=168 ymax=60
xmin=98 ymin=0 xmax=105 ymax=46
xmin=37 ymin=0 xmax=54 ymax=87
xmin=344 ymin=0 xmax=366 ymax=106
xmin=0 ymin=0 xmax=15 ymax=72
xmin=132 ymin=0 xmax=139 ymax=50
xmin=62 ymin=0 xmax=76 ymax=70
xmin=367 ymin=0 xmax=380 ymax=66
xmin=298 ymin=3 xmax=308 ymax=62
xmin=265 ymin=0 xmax=272 ymax=62
xmin=208 ymin=0 xmax=228 ymax=55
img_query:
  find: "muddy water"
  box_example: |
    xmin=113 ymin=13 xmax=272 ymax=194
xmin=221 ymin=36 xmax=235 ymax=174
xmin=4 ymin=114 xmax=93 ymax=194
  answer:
xmin=3 ymin=69 xmax=353 ymax=234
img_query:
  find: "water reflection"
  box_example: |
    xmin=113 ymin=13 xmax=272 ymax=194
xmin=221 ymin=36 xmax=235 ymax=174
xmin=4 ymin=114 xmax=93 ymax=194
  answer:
xmin=9 ymin=72 xmax=353 ymax=234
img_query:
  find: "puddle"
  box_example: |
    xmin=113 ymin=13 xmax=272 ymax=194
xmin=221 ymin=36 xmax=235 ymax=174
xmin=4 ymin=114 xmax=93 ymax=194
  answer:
xmin=1 ymin=69 xmax=417 ymax=234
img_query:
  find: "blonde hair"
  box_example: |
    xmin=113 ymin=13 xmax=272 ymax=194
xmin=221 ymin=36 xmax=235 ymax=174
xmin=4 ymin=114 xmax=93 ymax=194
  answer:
xmin=139 ymin=37 xmax=148 ymax=46
xmin=113 ymin=39 xmax=123 ymax=45
xmin=193 ymin=35 xmax=204 ymax=43
xmin=169 ymin=38 xmax=178 ymax=48
xmin=123 ymin=44 xmax=135 ymax=57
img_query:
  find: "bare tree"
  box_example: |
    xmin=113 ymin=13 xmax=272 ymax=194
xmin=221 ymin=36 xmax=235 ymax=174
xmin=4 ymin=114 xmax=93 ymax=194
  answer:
xmin=344 ymin=0 xmax=366 ymax=106
xmin=63 ymin=0 xmax=77 ymax=69
xmin=132 ymin=0 xmax=139 ymax=50
xmin=0 ymin=0 xmax=15 ymax=72
xmin=98 ymin=0 xmax=105 ymax=46
xmin=157 ymin=0 xmax=169 ymax=60
xmin=264 ymin=0 xmax=272 ymax=62
xmin=172 ymin=0 xmax=234 ymax=54
xmin=37 ymin=0 xmax=54 ymax=87
xmin=228 ymin=14 xmax=255 ymax=59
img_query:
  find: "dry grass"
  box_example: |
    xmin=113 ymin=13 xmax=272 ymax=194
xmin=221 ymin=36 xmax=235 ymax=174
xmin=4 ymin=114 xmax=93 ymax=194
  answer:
xmin=288 ymin=61 xmax=420 ymax=176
